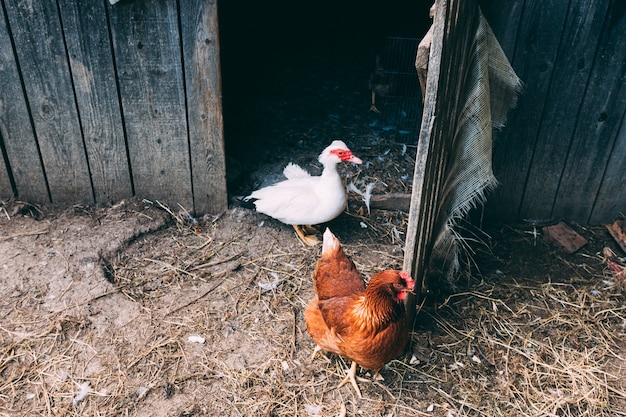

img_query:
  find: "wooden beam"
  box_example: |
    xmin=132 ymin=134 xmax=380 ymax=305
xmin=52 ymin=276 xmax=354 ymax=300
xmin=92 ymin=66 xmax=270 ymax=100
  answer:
xmin=520 ymin=0 xmax=613 ymax=222
xmin=58 ymin=0 xmax=133 ymax=205
xmin=4 ymin=0 xmax=92 ymax=204
xmin=180 ymin=0 xmax=228 ymax=215
xmin=403 ymin=0 xmax=480 ymax=325
xmin=108 ymin=0 xmax=193 ymax=210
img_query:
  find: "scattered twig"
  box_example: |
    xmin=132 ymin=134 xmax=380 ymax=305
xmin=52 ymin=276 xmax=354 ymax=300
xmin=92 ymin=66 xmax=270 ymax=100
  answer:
xmin=165 ymin=273 xmax=228 ymax=316
xmin=0 ymin=228 xmax=49 ymax=242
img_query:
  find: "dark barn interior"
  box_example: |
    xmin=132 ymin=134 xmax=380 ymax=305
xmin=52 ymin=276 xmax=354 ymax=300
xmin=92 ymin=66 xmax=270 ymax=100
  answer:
xmin=217 ymin=0 xmax=433 ymax=194
xmin=217 ymin=0 xmax=625 ymax=226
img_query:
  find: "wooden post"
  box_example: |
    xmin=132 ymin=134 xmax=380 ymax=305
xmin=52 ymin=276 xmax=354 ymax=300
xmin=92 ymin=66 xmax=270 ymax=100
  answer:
xmin=403 ymin=0 xmax=480 ymax=326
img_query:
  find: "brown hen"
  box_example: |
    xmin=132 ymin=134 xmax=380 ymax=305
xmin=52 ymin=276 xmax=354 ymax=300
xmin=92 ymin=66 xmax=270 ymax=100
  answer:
xmin=304 ymin=228 xmax=415 ymax=397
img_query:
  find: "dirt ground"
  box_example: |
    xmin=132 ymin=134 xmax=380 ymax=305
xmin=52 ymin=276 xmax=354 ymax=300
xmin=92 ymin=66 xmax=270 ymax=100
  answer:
xmin=2 ymin=52 xmax=626 ymax=417
xmin=2 ymin=195 xmax=626 ymax=417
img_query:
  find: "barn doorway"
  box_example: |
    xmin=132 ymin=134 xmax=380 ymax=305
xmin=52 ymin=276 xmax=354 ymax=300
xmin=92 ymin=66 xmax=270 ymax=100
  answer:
xmin=217 ymin=0 xmax=433 ymax=197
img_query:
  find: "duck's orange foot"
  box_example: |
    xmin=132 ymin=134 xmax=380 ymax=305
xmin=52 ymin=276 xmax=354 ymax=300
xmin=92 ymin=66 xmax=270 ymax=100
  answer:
xmin=293 ymin=225 xmax=320 ymax=246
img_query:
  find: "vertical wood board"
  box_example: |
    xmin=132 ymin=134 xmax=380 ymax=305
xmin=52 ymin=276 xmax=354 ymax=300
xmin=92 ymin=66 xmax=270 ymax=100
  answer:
xmin=3 ymin=0 xmax=93 ymax=204
xmin=426 ymin=0 xmax=480 ymax=243
xmin=404 ymin=0 xmax=480 ymax=319
xmin=553 ymin=2 xmax=626 ymax=222
xmin=403 ymin=0 xmax=448 ymax=308
xmin=180 ymin=0 xmax=227 ymax=215
xmin=0 ymin=145 xmax=12 ymax=199
xmin=590 ymin=110 xmax=626 ymax=224
xmin=0 ymin=1 xmax=49 ymax=203
xmin=487 ymin=0 xmax=569 ymax=222
xmin=58 ymin=0 xmax=133 ymax=205
xmin=519 ymin=0 xmax=611 ymax=221
xmin=108 ymin=0 xmax=192 ymax=209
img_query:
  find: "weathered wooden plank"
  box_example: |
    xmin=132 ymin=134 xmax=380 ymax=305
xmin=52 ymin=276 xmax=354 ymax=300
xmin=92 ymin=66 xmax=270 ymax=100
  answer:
xmin=107 ymin=0 xmax=193 ymax=210
xmin=543 ymin=221 xmax=588 ymax=254
xmin=552 ymin=2 xmax=626 ymax=224
xmin=0 ymin=2 xmax=49 ymax=204
xmin=590 ymin=109 xmax=626 ymax=224
xmin=0 ymin=148 xmax=12 ymax=200
xmin=58 ymin=0 xmax=133 ymax=205
xmin=404 ymin=0 xmax=448 ymax=314
xmin=179 ymin=0 xmax=227 ymax=215
xmin=519 ymin=0 xmax=611 ymax=222
xmin=404 ymin=0 xmax=480 ymax=319
xmin=4 ymin=0 xmax=93 ymax=204
xmin=486 ymin=0 xmax=569 ymax=222
xmin=369 ymin=193 xmax=412 ymax=211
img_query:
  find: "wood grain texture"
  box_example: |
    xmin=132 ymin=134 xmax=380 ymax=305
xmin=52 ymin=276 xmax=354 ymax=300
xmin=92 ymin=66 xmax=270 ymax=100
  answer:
xmin=0 ymin=147 xmax=12 ymax=199
xmin=403 ymin=0 xmax=449 ymax=319
xmin=108 ymin=0 xmax=192 ymax=209
xmin=369 ymin=193 xmax=412 ymax=211
xmin=589 ymin=110 xmax=626 ymax=224
xmin=552 ymin=1 xmax=626 ymax=223
xmin=519 ymin=0 xmax=611 ymax=221
xmin=180 ymin=0 xmax=227 ymax=215
xmin=486 ymin=0 xmax=569 ymax=222
xmin=3 ymin=0 xmax=93 ymax=204
xmin=58 ymin=0 xmax=133 ymax=205
xmin=404 ymin=0 xmax=479 ymax=319
xmin=0 ymin=2 xmax=50 ymax=203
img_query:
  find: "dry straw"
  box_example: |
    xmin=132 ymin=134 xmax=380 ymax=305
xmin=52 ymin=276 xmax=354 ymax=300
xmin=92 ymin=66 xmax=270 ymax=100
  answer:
xmin=1 ymin=200 xmax=625 ymax=416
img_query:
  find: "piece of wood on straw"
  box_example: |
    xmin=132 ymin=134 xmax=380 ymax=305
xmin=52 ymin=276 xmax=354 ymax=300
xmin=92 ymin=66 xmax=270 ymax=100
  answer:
xmin=605 ymin=220 xmax=626 ymax=254
xmin=542 ymin=221 xmax=588 ymax=254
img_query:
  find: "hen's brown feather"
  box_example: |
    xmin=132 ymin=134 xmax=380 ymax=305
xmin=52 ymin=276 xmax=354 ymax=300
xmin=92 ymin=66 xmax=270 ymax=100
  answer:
xmin=305 ymin=228 xmax=415 ymax=374
xmin=313 ymin=228 xmax=364 ymax=300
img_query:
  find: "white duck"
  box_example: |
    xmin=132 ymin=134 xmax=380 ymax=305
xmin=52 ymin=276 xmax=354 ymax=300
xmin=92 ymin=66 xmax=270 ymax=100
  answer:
xmin=243 ymin=140 xmax=362 ymax=245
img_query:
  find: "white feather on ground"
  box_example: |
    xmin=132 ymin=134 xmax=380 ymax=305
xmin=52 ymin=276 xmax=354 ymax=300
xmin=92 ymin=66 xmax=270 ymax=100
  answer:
xmin=72 ymin=382 xmax=91 ymax=407
xmin=348 ymin=182 xmax=377 ymax=215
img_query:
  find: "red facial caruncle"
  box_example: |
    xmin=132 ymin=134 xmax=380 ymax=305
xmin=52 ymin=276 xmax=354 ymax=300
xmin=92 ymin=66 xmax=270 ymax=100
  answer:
xmin=330 ymin=148 xmax=363 ymax=164
xmin=397 ymin=271 xmax=415 ymax=301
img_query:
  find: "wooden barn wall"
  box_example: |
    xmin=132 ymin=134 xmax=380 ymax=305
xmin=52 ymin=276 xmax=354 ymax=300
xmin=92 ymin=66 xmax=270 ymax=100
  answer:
xmin=481 ymin=0 xmax=625 ymax=225
xmin=0 ymin=0 xmax=227 ymax=215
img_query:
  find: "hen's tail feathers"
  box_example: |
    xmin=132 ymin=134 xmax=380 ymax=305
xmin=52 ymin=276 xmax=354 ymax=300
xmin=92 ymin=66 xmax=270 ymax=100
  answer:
xmin=322 ymin=228 xmax=341 ymax=256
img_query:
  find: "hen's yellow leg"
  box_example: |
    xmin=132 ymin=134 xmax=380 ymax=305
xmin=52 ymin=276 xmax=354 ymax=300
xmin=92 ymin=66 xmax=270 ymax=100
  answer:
xmin=310 ymin=345 xmax=322 ymax=360
xmin=338 ymin=360 xmax=362 ymax=398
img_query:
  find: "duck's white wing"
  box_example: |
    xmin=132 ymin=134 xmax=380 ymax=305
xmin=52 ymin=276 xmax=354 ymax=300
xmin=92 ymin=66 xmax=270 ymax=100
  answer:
xmin=248 ymin=177 xmax=325 ymax=224
xmin=283 ymin=163 xmax=311 ymax=180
